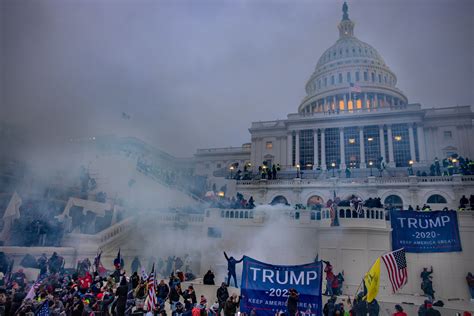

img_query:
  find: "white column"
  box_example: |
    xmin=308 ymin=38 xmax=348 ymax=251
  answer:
xmin=313 ymin=129 xmax=319 ymax=168
xmin=333 ymin=96 xmax=336 ymax=112
xmin=343 ymin=94 xmax=347 ymax=112
xmin=339 ymin=128 xmax=345 ymax=169
xmin=363 ymin=93 xmax=367 ymax=109
xmin=287 ymin=132 xmax=293 ymax=167
xmin=295 ymin=131 xmax=300 ymax=167
xmin=321 ymin=129 xmax=326 ymax=170
xmin=359 ymin=127 xmax=366 ymax=168
xmin=379 ymin=125 xmax=386 ymax=163
xmin=417 ymin=125 xmax=426 ymax=164
xmin=408 ymin=125 xmax=416 ymax=162
xmin=374 ymin=94 xmax=379 ymax=108
xmin=322 ymin=98 xmax=326 ymax=112
xmin=387 ymin=125 xmax=395 ymax=167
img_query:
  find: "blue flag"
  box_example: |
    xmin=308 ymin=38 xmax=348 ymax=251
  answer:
xmin=240 ymin=256 xmax=322 ymax=316
xmin=36 ymin=301 xmax=49 ymax=316
xmin=390 ymin=210 xmax=462 ymax=253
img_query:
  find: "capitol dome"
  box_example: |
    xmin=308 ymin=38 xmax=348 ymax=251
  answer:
xmin=298 ymin=2 xmax=407 ymax=114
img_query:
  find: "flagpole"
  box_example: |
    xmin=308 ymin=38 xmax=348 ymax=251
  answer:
xmin=352 ymin=256 xmax=379 ymax=301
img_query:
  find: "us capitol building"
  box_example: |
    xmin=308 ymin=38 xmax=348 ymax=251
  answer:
xmin=1 ymin=2 xmax=474 ymax=311
xmin=194 ymin=3 xmax=474 ymax=211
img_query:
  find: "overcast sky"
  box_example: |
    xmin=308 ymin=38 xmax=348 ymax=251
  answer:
xmin=1 ymin=0 xmax=473 ymax=157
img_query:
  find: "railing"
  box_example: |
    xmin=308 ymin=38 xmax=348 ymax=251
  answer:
xmin=236 ymin=175 xmax=474 ymax=186
xmin=136 ymin=163 xmax=205 ymax=203
xmin=373 ymin=177 xmax=409 ymax=184
xmin=212 ymin=207 xmax=386 ymax=223
xmin=98 ymin=217 xmax=136 ymax=243
xmin=196 ymin=147 xmax=251 ymax=154
xmin=418 ymin=176 xmax=454 ymax=183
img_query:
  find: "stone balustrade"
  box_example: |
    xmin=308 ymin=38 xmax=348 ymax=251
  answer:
xmin=236 ymin=174 xmax=473 ymax=187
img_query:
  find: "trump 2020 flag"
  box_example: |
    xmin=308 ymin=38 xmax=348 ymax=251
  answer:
xmin=240 ymin=256 xmax=322 ymax=316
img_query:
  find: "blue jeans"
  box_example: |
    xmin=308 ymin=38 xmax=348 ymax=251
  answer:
xmin=326 ymin=280 xmax=333 ymax=295
xmin=469 ymin=286 xmax=474 ymax=299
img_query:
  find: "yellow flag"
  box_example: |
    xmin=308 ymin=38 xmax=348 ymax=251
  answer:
xmin=364 ymin=258 xmax=381 ymax=303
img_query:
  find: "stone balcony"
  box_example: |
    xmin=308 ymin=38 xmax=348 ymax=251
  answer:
xmin=236 ymin=174 xmax=474 ymax=189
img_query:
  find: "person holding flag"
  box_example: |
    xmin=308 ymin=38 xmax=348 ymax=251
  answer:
xmin=94 ymin=249 xmax=107 ymax=277
xmin=112 ymin=249 xmax=124 ymax=282
xmin=145 ymin=263 xmax=158 ymax=315
xmin=363 ymin=257 xmax=381 ymax=303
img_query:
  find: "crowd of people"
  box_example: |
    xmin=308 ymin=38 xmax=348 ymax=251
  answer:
xmin=459 ymin=195 xmax=474 ymax=211
xmin=8 ymin=200 xmax=65 ymax=247
xmin=136 ymin=159 xmax=207 ymax=199
xmin=428 ymin=156 xmax=474 ymax=176
xmin=0 ymin=251 xmax=247 ymax=316
xmin=0 ymin=250 xmax=470 ymax=316
xmin=205 ymin=193 xmax=255 ymax=210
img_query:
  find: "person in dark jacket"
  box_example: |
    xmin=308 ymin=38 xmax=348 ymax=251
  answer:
xmin=224 ymin=252 xmax=243 ymax=288
xmin=467 ymin=272 xmax=474 ymax=299
xmin=169 ymin=284 xmax=182 ymax=311
xmin=286 ymin=289 xmax=299 ymax=316
xmin=115 ymin=276 xmax=129 ymax=316
xmin=223 ymin=294 xmax=240 ymax=316
xmin=157 ymin=279 xmax=170 ymax=301
xmin=323 ymin=296 xmax=336 ymax=316
xmin=182 ymin=285 xmax=197 ymax=305
xmin=368 ymin=299 xmax=380 ymax=316
xmin=131 ymin=271 xmax=140 ymax=289
xmin=203 ymin=270 xmax=215 ymax=285
xmin=216 ymin=282 xmax=229 ymax=315
xmin=71 ymin=294 xmax=84 ymax=316
xmin=352 ymin=293 xmax=367 ymax=316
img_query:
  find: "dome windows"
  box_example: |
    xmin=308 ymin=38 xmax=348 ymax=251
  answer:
xmin=338 ymin=73 xmax=343 ymax=84
xmin=347 ymin=72 xmax=352 ymax=82
xmin=355 ymin=71 xmax=360 ymax=81
xmin=331 ymin=75 xmax=335 ymax=85
xmin=364 ymin=71 xmax=368 ymax=81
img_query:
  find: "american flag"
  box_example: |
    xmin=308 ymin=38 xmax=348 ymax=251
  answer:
xmin=35 ymin=300 xmax=49 ymax=316
xmin=381 ymin=248 xmax=408 ymax=293
xmin=355 ymin=202 xmax=363 ymax=215
xmin=349 ymin=82 xmax=362 ymax=93
xmin=25 ymin=273 xmax=48 ymax=301
xmin=146 ymin=264 xmax=157 ymax=312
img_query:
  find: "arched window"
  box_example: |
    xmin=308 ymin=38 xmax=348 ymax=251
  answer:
xmin=225 ymin=211 xmax=229 ymax=218
xmin=271 ymin=195 xmax=289 ymax=205
xmin=244 ymin=211 xmax=249 ymax=219
xmin=307 ymin=195 xmax=324 ymax=209
xmin=239 ymin=211 xmax=244 ymax=218
xmin=427 ymin=194 xmax=447 ymax=204
xmin=311 ymin=212 xmax=316 ymax=220
xmin=384 ymin=195 xmax=403 ymax=208
xmin=230 ymin=211 xmax=234 ymax=218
